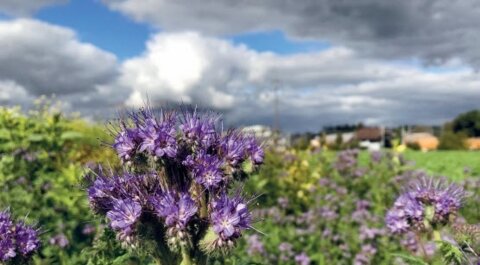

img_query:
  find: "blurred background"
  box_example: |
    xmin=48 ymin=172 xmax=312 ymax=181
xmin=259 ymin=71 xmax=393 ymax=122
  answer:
xmin=1 ymin=1 xmax=480 ymax=264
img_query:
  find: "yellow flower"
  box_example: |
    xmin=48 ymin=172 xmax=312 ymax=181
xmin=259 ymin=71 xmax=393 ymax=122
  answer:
xmin=395 ymin=144 xmax=406 ymax=153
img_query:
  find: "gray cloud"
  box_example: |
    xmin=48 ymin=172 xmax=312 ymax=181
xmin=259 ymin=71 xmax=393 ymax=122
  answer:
xmin=103 ymin=0 xmax=480 ymax=68
xmin=0 ymin=19 xmax=127 ymax=117
xmin=0 ymin=0 xmax=66 ymax=16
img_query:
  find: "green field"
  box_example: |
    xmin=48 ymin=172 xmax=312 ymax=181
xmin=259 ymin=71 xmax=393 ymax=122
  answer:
xmin=403 ymin=150 xmax=480 ymax=180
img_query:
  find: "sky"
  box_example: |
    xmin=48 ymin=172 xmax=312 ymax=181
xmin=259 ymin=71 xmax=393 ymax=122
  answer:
xmin=0 ymin=0 xmax=479 ymax=132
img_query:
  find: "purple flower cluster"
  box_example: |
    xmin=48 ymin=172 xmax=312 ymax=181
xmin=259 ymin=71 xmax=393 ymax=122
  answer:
xmin=386 ymin=176 xmax=465 ymax=234
xmin=87 ymin=107 xmax=264 ymax=255
xmin=0 ymin=209 xmax=40 ymax=262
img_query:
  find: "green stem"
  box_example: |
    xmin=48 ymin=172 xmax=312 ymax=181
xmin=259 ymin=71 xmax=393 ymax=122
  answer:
xmin=180 ymin=246 xmax=193 ymax=265
xmin=432 ymin=230 xmax=441 ymax=241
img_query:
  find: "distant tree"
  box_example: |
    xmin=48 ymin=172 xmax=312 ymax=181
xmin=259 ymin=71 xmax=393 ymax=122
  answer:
xmin=319 ymin=132 xmax=327 ymax=147
xmin=438 ymin=123 xmax=467 ymax=150
xmin=334 ymin=132 xmax=343 ymax=150
xmin=452 ymin=110 xmax=480 ymax=137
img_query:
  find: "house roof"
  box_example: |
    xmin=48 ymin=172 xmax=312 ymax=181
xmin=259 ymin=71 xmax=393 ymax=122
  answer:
xmin=355 ymin=127 xmax=382 ymax=141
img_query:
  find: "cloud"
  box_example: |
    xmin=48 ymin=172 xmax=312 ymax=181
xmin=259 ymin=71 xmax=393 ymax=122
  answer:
xmin=117 ymin=31 xmax=480 ymax=132
xmin=0 ymin=0 xmax=66 ymax=16
xmin=103 ymin=0 xmax=480 ymax=68
xmin=0 ymin=19 xmax=126 ymax=116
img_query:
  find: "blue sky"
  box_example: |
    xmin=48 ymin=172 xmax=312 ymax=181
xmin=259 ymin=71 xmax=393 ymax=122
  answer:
xmin=32 ymin=0 xmax=331 ymax=60
xmin=0 ymin=0 xmax=479 ymax=131
xmin=35 ymin=0 xmax=151 ymax=60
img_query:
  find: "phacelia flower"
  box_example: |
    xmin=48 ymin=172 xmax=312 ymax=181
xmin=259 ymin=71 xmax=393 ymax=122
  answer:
xmin=113 ymin=127 xmax=140 ymax=162
xmin=211 ymin=194 xmax=251 ymax=241
xmin=138 ymin=114 xmax=177 ymax=159
xmin=246 ymin=234 xmax=265 ymax=256
xmin=219 ymin=130 xmax=249 ymax=166
xmin=106 ymin=199 xmax=142 ymax=241
xmin=190 ymin=151 xmax=225 ymax=189
xmin=0 ymin=209 xmax=40 ymax=262
xmin=49 ymin=233 xmax=69 ymax=249
xmin=295 ymin=252 xmax=311 ymax=265
xmin=334 ymin=149 xmax=359 ymax=173
xmin=386 ymin=177 xmax=465 ymax=234
xmin=244 ymin=135 xmax=264 ymax=165
xmin=150 ymin=192 xmax=198 ymax=234
xmin=86 ymin=106 xmax=265 ymax=262
xmin=15 ymin=223 xmax=40 ymax=255
xmin=179 ymin=111 xmax=217 ymax=148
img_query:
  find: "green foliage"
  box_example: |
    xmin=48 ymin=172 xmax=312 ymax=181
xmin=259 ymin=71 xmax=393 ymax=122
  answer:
xmin=438 ymin=241 xmax=466 ymax=265
xmin=2 ymin=103 xmax=480 ymax=265
xmin=452 ymin=109 xmax=480 ymax=137
xmin=0 ymin=105 xmax=117 ymax=264
xmin=438 ymin=130 xmax=467 ymax=150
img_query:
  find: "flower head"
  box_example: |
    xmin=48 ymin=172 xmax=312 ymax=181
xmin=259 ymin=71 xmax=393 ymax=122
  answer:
xmin=113 ymin=126 xmax=140 ymax=162
xmin=386 ymin=177 xmax=465 ymax=234
xmin=180 ymin=110 xmax=217 ymax=148
xmin=15 ymin=223 xmax=40 ymax=255
xmin=150 ymin=192 xmax=197 ymax=231
xmin=295 ymin=252 xmax=311 ymax=265
xmin=190 ymin=151 xmax=224 ymax=189
xmin=211 ymin=193 xmax=251 ymax=241
xmin=106 ymin=199 xmax=142 ymax=242
xmin=138 ymin=112 xmax=177 ymax=159
xmin=0 ymin=209 xmax=40 ymax=262
xmin=49 ymin=233 xmax=69 ymax=249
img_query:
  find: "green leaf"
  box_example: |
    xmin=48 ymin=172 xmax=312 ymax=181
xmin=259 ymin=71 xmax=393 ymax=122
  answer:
xmin=28 ymin=134 xmax=45 ymax=142
xmin=60 ymin=131 xmax=83 ymax=141
xmin=390 ymin=253 xmax=429 ymax=265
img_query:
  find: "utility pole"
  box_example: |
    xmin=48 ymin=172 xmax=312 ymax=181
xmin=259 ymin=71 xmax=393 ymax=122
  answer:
xmin=273 ymin=79 xmax=280 ymax=133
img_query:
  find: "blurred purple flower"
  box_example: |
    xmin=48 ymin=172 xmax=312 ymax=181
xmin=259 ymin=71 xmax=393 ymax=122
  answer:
xmin=295 ymin=252 xmax=310 ymax=265
xmin=49 ymin=233 xmax=69 ymax=249
xmin=246 ymin=234 xmax=265 ymax=256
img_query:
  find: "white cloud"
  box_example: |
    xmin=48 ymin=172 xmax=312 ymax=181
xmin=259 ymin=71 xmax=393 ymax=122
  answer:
xmin=0 ymin=0 xmax=66 ymax=16
xmin=117 ymin=31 xmax=480 ymax=131
xmin=0 ymin=19 xmax=126 ymax=117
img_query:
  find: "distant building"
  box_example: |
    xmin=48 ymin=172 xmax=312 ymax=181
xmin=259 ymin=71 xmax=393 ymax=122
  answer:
xmin=404 ymin=132 xmax=439 ymax=151
xmin=242 ymin=125 xmax=273 ymax=140
xmin=355 ymin=127 xmax=384 ymax=151
xmin=242 ymin=125 xmax=289 ymax=150
xmin=325 ymin=132 xmax=355 ymax=145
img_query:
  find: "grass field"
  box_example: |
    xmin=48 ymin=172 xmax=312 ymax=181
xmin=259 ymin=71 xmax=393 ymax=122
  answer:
xmin=403 ymin=150 xmax=480 ymax=180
